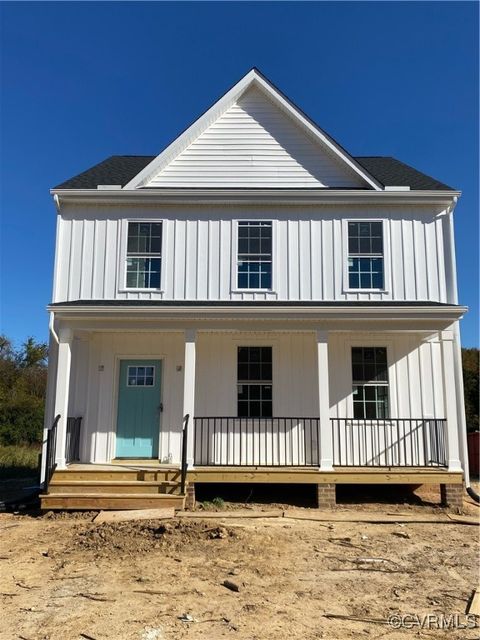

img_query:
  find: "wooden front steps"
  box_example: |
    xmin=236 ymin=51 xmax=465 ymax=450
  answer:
xmin=40 ymin=493 xmax=185 ymax=510
xmin=40 ymin=466 xmax=186 ymax=510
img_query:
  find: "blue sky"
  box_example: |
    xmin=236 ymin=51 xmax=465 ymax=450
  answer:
xmin=0 ymin=1 xmax=478 ymax=346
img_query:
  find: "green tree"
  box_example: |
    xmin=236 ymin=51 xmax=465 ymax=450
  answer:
xmin=462 ymin=347 xmax=479 ymax=432
xmin=0 ymin=336 xmax=48 ymax=446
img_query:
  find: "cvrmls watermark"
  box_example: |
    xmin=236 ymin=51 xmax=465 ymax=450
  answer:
xmin=388 ymin=613 xmax=478 ymax=630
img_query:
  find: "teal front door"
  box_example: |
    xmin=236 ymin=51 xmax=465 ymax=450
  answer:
xmin=116 ymin=359 xmax=162 ymax=458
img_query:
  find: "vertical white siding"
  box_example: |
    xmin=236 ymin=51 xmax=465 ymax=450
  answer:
xmin=54 ymin=203 xmax=453 ymax=304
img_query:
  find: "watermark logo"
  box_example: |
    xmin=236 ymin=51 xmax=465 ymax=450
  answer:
xmin=388 ymin=613 xmax=478 ymax=630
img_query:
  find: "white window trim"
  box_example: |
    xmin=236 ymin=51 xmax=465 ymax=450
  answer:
xmin=342 ymin=218 xmax=391 ymax=294
xmin=118 ymin=219 xmax=166 ymax=293
xmin=230 ymin=219 xmax=277 ymax=294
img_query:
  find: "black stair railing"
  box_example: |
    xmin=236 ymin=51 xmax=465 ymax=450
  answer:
xmin=180 ymin=414 xmax=190 ymax=494
xmin=45 ymin=414 xmax=60 ymax=484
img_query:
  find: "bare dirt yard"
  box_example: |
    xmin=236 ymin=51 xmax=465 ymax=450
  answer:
xmin=0 ymin=485 xmax=479 ymax=640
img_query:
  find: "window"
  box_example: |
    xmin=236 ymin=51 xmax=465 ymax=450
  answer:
xmin=127 ymin=365 xmax=155 ymax=387
xmin=348 ymin=221 xmax=384 ymax=289
xmin=126 ymin=222 xmax=162 ymax=289
xmin=237 ymin=221 xmax=272 ymax=289
xmin=237 ymin=347 xmax=272 ymax=417
xmin=352 ymin=347 xmax=389 ymax=419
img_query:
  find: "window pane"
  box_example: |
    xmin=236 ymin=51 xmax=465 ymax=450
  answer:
xmin=371 ymin=222 xmax=382 ymax=236
xmin=249 ymin=363 xmax=261 ymax=380
xmin=261 ymin=363 xmax=272 ymax=380
xmin=348 ymin=237 xmax=359 ymax=254
xmin=360 ymin=237 xmax=371 ymax=253
xmin=238 ymin=402 xmax=249 ymax=417
xmin=247 ymin=401 xmax=259 ymax=417
xmin=262 ymin=385 xmax=272 ymax=400
xmin=261 ymin=401 xmax=273 ymax=418
xmin=360 ymin=273 xmax=371 ymax=288
xmin=353 ymin=401 xmax=364 ymax=419
xmin=359 ymin=222 xmax=371 ymax=236
xmin=349 ymin=272 xmax=359 ymax=288
xmin=372 ymin=271 xmax=383 ymax=289
xmin=249 ymin=385 xmax=260 ymax=400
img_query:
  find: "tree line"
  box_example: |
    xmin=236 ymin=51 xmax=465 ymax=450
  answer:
xmin=0 ymin=335 xmax=478 ymax=447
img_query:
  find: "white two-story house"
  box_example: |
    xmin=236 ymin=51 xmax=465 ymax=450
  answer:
xmin=41 ymin=69 xmax=468 ymax=511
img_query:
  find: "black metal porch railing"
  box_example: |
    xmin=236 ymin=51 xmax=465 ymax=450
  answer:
xmin=193 ymin=417 xmax=321 ymax=467
xmin=66 ymin=417 xmax=82 ymax=464
xmin=331 ymin=418 xmax=448 ymax=467
xmin=180 ymin=414 xmax=190 ymax=494
xmin=45 ymin=414 xmax=60 ymax=484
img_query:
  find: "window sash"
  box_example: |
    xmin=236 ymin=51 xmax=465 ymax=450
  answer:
xmin=237 ymin=346 xmax=273 ymax=417
xmin=126 ymin=222 xmax=162 ymax=289
xmin=237 ymin=221 xmax=272 ymax=290
xmin=351 ymin=347 xmax=389 ymax=419
xmin=347 ymin=221 xmax=384 ymax=290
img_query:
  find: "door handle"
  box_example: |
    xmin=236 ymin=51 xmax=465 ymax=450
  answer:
xmin=159 ymin=403 xmax=164 ymax=413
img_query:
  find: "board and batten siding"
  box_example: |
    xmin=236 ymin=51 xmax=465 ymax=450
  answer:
xmin=145 ymin=87 xmax=366 ymax=188
xmin=69 ymin=330 xmax=450 ymax=465
xmin=54 ymin=203 xmax=454 ymax=304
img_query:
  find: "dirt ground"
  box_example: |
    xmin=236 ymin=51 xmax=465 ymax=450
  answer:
xmin=0 ymin=485 xmax=479 ymax=640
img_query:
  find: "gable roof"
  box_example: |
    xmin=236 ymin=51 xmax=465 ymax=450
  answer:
xmin=123 ymin=69 xmax=383 ymax=190
xmin=53 ymin=154 xmax=455 ymax=191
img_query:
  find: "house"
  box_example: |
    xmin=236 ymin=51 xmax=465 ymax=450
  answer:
xmin=40 ymin=68 xmax=468 ymax=511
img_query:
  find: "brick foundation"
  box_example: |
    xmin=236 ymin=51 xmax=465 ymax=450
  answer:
xmin=185 ymin=483 xmax=196 ymax=510
xmin=440 ymin=483 xmax=463 ymax=513
xmin=317 ymin=483 xmax=336 ymax=509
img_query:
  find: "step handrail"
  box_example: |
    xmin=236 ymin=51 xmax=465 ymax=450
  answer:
xmin=46 ymin=414 xmax=61 ymax=485
xmin=180 ymin=414 xmax=190 ymax=494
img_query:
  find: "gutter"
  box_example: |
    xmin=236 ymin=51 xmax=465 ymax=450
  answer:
xmin=50 ymin=188 xmax=462 ymax=208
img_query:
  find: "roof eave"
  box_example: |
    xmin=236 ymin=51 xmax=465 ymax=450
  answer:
xmin=50 ymin=188 xmax=461 ymax=207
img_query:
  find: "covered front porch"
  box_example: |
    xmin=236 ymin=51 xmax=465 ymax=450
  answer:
xmin=41 ymin=302 xmax=466 ymax=509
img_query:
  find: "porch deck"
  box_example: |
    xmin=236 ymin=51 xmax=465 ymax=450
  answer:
xmin=40 ymin=460 xmax=463 ymax=511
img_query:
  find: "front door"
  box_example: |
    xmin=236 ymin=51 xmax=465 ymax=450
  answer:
xmin=116 ymin=359 xmax=162 ymax=458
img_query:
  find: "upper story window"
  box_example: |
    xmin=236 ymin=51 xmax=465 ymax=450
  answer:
xmin=348 ymin=221 xmax=384 ymax=289
xmin=352 ymin=347 xmax=389 ymax=419
xmin=237 ymin=221 xmax=272 ymax=290
xmin=126 ymin=222 xmax=162 ymax=289
xmin=237 ymin=346 xmax=273 ymax=418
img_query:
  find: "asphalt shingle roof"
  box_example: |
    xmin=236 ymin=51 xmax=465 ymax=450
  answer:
xmin=53 ymin=155 xmax=455 ymax=191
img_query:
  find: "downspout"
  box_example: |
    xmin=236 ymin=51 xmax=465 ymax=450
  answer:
xmin=49 ymin=311 xmax=59 ymax=345
xmin=446 ymin=198 xmax=479 ymax=503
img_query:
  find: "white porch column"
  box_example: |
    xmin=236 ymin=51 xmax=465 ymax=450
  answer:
xmin=53 ymin=327 xmax=73 ymax=469
xmin=183 ymin=329 xmax=197 ymax=468
xmin=316 ymin=330 xmax=333 ymax=470
xmin=440 ymin=329 xmax=462 ymax=473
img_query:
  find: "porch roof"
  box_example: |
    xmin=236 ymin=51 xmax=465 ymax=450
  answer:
xmin=48 ymin=300 xmax=466 ymax=332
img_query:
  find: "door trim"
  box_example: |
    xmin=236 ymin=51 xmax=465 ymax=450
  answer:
xmin=110 ymin=354 xmax=166 ymax=462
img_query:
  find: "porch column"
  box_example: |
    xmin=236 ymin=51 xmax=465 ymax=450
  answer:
xmin=316 ymin=330 xmax=333 ymax=470
xmin=183 ymin=329 xmax=196 ymax=468
xmin=53 ymin=327 xmax=73 ymax=469
xmin=440 ymin=330 xmax=462 ymax=473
